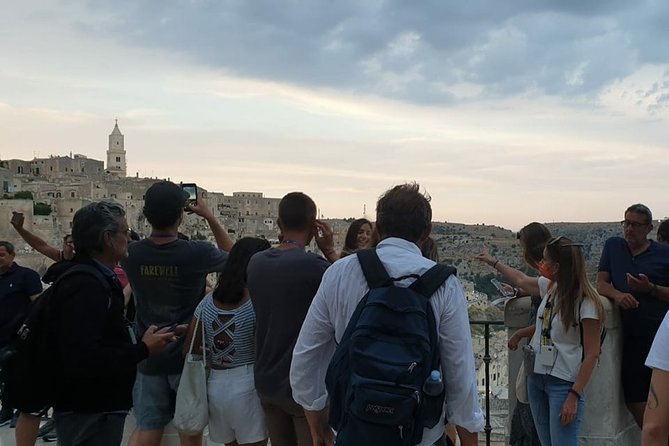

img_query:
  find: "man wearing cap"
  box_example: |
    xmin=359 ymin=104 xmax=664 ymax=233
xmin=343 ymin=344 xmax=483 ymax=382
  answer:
xmin=597 ymin=203 xmax=669 ymax=429
xmin=122 ymin=181 xmax=233 ymax=446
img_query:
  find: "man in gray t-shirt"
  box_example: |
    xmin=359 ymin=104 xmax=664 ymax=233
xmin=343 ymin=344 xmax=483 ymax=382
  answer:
xmin=122 ymin=181 xmax=232 ymax=446
xmin=247 ymin=191 xmax=337 ymax=446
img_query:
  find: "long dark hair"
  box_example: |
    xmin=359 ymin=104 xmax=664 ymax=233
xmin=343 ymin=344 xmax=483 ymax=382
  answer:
xmin=518 ymin=222 xmax=552 ymax=269
xmin=341 ymin=218 xmax=372 ymax=257
xmin=212 ymin=237 xmax=270 ymax=305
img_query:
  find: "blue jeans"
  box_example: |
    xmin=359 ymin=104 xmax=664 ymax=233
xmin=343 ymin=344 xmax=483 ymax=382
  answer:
xmin=527 ymin=373 xmax=584 ymax=446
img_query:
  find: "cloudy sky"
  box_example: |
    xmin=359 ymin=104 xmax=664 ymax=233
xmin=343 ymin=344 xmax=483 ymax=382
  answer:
xmin=2 ymin=1 xmax=669 ymax=229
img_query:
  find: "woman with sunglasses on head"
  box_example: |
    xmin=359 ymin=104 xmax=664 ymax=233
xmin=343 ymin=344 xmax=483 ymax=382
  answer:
xmin=476 ymin=236 xmax=604 ymax=446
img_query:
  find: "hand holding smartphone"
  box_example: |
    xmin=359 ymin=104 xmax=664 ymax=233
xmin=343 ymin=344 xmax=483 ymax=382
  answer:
xmin=181 ymin=183 xmax=198 ymax=210
xmin=491 ymin=278 xmax=514 ymax=297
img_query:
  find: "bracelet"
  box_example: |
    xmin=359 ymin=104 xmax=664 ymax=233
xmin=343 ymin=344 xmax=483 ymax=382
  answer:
xmin=492 ymin=260 xmax=499 ymax=269
xmin=568 ymin=388 xmax=581 ymax=399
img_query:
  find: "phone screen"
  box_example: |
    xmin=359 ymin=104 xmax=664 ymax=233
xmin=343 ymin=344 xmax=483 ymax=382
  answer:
xmin=181 ymin=183 xmax=198 ymax=208
xmin=491 ymin=278 xmax=513 ymax=297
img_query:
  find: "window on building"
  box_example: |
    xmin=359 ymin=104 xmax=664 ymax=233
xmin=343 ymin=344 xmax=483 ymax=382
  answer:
xmin=17 ymin=166 xmax=23 ymax=174
xmin=116 ymin=157 xmax=121 ymax=162
xmin=50 ymin=166 xmax=53 ymax=171
xmin=70 ymin=208 xmax=73 ymax=213
xmin=56 ymin=192 xmax=61 ymax=198
xmin=70 ymin=192 xmax=75 ymax=198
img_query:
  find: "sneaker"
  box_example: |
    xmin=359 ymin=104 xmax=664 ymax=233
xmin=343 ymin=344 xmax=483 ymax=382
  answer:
xmin=42 ymin=432 xmax=58 ymax=443
xmin=0 ymin=407 xmax=12 ymax=427
xmin=37 ymin=418 xmax=55 ymax=437
xmin=9 ymin=410 xmax=19 ymax=428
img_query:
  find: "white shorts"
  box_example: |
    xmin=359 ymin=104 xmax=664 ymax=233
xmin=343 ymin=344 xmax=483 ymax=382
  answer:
xmin=207 ymin=364 xmax=268 ymax=444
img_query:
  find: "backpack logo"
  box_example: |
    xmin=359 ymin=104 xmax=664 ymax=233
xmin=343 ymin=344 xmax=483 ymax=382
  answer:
xmin=366 ymin=404 xmax=395 ymax=415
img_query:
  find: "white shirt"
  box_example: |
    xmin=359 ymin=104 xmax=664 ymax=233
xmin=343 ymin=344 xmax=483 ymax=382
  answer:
xmin=646 ymin=311 xmax=669 ymax=372
xmin=290 ymin=237 xmax=484 ymax=444
xmin=529 ymin=276 xmax=599 ymax=382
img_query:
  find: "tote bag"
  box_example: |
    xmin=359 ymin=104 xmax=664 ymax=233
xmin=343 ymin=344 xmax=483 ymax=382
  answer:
xmin=174 ymin=314 xmax=208 ymax=435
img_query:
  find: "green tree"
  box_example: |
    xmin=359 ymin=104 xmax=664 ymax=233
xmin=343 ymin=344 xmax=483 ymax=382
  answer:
xmin=33 ymin=202 xmax=52 ymax=216
xmin=13 ymin=191 xmax=34 ymax=199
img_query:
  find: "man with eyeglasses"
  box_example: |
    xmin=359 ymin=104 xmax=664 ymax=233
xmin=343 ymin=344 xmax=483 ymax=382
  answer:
xmin=596 ymin=203 xmax=669 ymax=429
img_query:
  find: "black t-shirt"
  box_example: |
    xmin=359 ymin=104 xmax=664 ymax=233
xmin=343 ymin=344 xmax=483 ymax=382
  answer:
xmin=247 ymin=248 xmax=330 ymax=398
xmin=0 ymin=262 xmax=42 ymax=346
xmin=122 ymin=239 xmax=228 ymax=374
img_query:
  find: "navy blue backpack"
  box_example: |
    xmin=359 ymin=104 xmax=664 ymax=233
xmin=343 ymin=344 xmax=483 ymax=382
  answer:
xmin=325 ymin=249 xmax=456 ymax=446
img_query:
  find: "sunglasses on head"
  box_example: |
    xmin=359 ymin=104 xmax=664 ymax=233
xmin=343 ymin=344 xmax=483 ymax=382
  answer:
xmin=547 ymin=236 xmax=584 ymax=248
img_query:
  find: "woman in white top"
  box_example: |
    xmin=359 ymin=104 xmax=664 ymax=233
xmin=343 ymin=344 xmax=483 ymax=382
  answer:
xmin=477 ymin=236 xmax=604 ymax=446
xmin=184 ymin=237 xmax=271 ymax=446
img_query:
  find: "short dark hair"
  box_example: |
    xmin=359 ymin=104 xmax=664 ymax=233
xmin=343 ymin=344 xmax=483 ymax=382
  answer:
xmin=376 ymin=183 xmax=431 ymax=242
xmin=625 ymin=203 xmax=653 ymax=224
xmin=278 ymin=192 xmax=317 ymax=231
xmin=72 ymin=201 xmax=125 ymax=258
xmin=143 ymin=181 xmax=189 ymax=230
xmin=0 ymin=241 xmax=15 ymax=255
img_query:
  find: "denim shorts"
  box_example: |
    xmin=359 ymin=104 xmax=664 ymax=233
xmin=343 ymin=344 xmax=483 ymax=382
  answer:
xmin=132 ymin=372 xmax=181 ymax=430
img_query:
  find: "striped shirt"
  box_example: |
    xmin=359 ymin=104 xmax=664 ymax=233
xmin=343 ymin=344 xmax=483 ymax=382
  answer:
xmin=195 ymin=293 xmax=256 ymax=369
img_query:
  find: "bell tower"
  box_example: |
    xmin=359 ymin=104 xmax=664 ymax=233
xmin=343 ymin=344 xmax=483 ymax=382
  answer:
xmin=106 ymin=119 xmax=126 ymax=177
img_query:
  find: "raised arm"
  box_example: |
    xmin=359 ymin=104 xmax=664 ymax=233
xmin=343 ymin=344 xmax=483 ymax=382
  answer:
xmin=474 ymin=250 xmax=540 ymax=296
xmin=11 ymin=211 xmax=61 ymax=262
xmin=188 ymin=192 xmax=233 ymax=252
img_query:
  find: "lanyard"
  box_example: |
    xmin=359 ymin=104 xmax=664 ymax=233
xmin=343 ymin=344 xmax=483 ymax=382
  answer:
xmin=541 ymin=292 xmax=556 ymax=346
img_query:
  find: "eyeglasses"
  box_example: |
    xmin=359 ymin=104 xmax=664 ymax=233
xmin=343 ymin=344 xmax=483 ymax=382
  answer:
xmin=620 ymin=220 xmax=649 ymax=229
xmin=547 ymin=236 xmax=584 ymax=248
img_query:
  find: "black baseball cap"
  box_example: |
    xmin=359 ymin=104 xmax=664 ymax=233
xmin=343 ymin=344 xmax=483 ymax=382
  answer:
xmin=143 ymin=181 xmax=189 ymax=229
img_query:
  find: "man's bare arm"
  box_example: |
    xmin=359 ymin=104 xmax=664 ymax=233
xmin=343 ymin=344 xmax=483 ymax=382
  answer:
xmin=597 ymin=271 xmax=638 ymax=309
xmin=11 ymin=212 xmax=61 ymax=262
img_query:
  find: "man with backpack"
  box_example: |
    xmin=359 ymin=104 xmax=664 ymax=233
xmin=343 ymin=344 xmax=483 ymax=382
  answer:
xmin=290 ymin=183 xmax=483 ymax=446
xmin=4 ymin=202 xmax=178 ymax=446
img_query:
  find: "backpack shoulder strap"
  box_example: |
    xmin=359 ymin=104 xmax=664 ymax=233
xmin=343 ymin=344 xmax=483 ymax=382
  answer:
xmin=56 ymin=264 xmax=112 ymax=291
xmin=54 ymin=264 xmax=113 ymax=308
xmin=409 ymin=263 xmax=456 ymax=299
xmin=356 ymin=249 xmax=391 ymax=288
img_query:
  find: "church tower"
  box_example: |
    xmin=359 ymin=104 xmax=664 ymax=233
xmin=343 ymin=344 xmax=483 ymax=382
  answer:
xmin=106 ymin=119 xmax=127 ymax=177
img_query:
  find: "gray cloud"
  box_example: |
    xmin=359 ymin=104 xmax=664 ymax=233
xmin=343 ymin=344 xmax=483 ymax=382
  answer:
xmin=74 ymin=1 xmax=669 ymax=104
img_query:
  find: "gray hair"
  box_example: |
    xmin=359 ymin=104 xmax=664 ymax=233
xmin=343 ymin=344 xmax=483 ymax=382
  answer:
xmin=72 ymin=201 xmax=126 ymax=258
xmin=625 ymin=203 xmax=653 ymax=224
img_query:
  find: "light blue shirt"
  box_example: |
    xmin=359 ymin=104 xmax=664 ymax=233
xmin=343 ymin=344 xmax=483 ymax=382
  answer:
xmin=290 ymin=237 xmax=484 ymax=443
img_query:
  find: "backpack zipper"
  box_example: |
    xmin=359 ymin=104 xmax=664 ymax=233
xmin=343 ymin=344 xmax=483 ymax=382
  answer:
xmin=408 ymin=362 xmax=417 ymax=373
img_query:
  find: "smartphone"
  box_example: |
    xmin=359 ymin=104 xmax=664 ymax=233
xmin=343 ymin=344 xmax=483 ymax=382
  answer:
xmin=491 ymin=278 xmax=513 ymax=297
xmin=181 ymin=183 xmax=198 ymax=209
